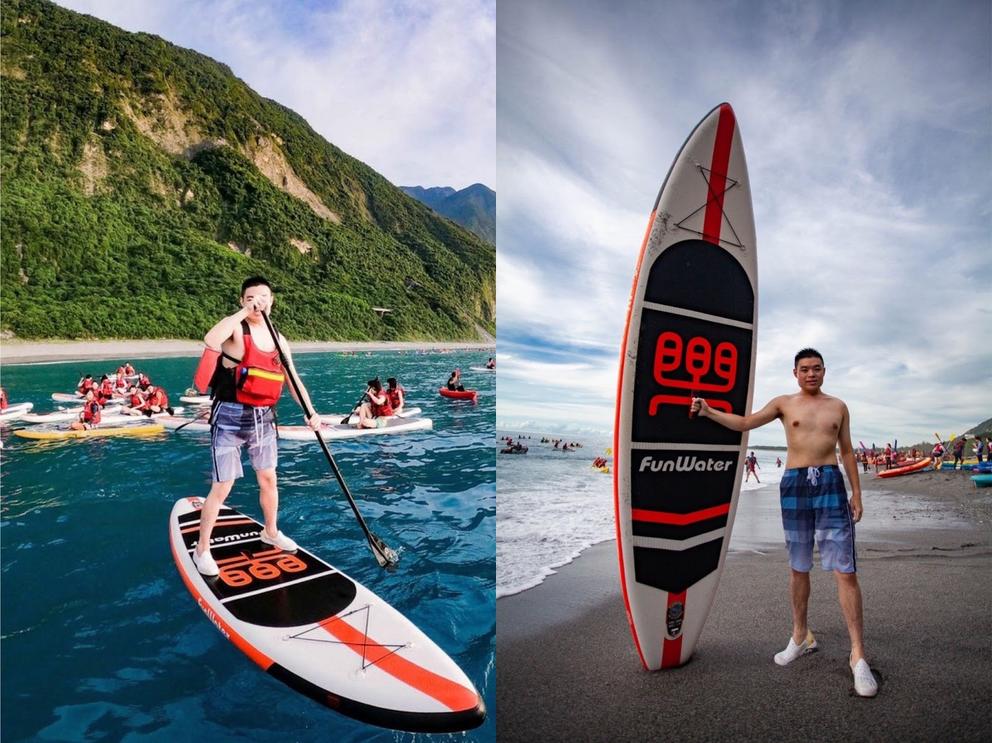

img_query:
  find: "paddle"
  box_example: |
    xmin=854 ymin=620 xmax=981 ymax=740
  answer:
xmin=340 ymin=388 xmax=371 ymax=425
xmin=258 ymin=307 xmax=399 ymax=569
xmin=175 ymin=407 xmax=211 ymax=432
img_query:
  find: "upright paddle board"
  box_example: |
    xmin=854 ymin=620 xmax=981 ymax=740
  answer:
xmin=169 ymin=498 xmax=485 ymax=732
xmin=614 ymin=103 xmax=757 ymax=670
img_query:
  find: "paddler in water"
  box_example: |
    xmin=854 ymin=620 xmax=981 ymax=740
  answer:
xmin=69 ymin=390 xmax=102 ymax=431
xmin=385 ymin=377 xmax=405 ymax=415
xmin=485 ymin=357 xmax=495 ymax=369
xmin=191 ymin=276 xmax=321 ymax=577
xmin=447 ymin=369 xmax=465 ymax=391
xmin=691 ymin=347 xmax=878 ymax=697
xmin=357 ymin=378 xmax=393 ymax=429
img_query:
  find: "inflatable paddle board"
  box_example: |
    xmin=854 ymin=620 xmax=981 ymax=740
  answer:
xmin=468 ymin=366 xmax=495 ymax=373
xmin=169 ymin=498 xmax=485 ymax=732
xmin=323 ymin=407 xmax=423 ymax=424
xmin=279 ymin=417 xmax=433 ymax=441
xmin=0 ymin=402 xmax=34 ymax=423
xmin=14 ymin=422 xmax=165 ymax=440
xmin=22 ymin=404 xmax=123 ymax=423
xmin=615 ymin=103 xmax=757 ymax=670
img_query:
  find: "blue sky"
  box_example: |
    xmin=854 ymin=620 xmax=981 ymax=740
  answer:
xmin=496 ymin=0 xmax=991 ymax=446
xmin=55 ymin=0 xmax=495 ymax=189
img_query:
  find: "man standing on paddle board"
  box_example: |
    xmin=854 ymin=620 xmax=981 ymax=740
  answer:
xmin=691 ymin=348 xmax=878 ymax=697
xmin=191 ymin=277 xmax=321 ymax=577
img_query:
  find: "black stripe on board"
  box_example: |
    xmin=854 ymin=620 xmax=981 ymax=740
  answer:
xmin=633 ymin=538 xmax=724 ymax=594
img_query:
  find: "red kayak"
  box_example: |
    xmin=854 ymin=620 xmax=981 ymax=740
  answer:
xmin=877 ymin=458 xmax=931 ymax=478
xmin=438 ymin=387 xmax=478 ymax=402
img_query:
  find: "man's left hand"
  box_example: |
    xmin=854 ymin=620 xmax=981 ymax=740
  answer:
xmin=306 ymin=412 xmax=322 ymax=431
xmin=849 ymin=495 xmax=863 ymax=523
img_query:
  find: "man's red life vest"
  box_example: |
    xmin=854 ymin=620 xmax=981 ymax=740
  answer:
xmin=79 ymin=378 xmax=95 ymax=394
xmin=148 ymin=387 xmax=169 ymax=408
xmin=82 ymin=400 xmax=101 ymax=425
xmin=386 ymin=388 xmax=402 ymax=410
xmin=100 ymin=380 xmax=114 ymax=397
xmin=370 ymin=391 xmax=394 ymax=418
xmin=129 ymin=392 xmax=146 ymax=409
xmin=235 ymin=323 xmax=285 ymax=407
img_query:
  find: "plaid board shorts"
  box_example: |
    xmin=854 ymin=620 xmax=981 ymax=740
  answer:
xmin=779 ymin=465 xmax=857 ymax=573
xmin=210 ymin=402 xmax=278 ymax=483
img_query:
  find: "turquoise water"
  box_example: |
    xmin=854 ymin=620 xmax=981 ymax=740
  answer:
xmin=0 ymin=351 xmax=495 ymax=743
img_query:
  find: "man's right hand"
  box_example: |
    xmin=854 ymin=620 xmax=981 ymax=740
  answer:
xmin=691 ymin=397 xmax=710 ymax=417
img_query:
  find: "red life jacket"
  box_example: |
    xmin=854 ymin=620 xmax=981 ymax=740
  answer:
xmin=148 ymin=387 xmax=168 ymax=407
xmin=370 ymin=391 xmax=394 ymax=417
xmin=82 ymin=400 xmax=101 ymax=424
xmin=235 ymin=322 xmax=285 ymax=407
xmin=0 ymin=390 xmax=7 ymax=410
xmin=79 ymin=378 xmax=95 ymax=393
xmin=115 ymin=376 xmax=128 ymax=389
xmin=129 ymin=393 xmax=146 ymax=409
xmin=386 ymin=388 xmax=402 ymax=409
xmin=100 ymin=380 xmax=114 ymax=396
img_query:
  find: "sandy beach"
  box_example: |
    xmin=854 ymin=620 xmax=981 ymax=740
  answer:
xmin=0 ymin=338 xmax=494 ymax=365
xmin=497 ymin=470 xmax=991 ymax=742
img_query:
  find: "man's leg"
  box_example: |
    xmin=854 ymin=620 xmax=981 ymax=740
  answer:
xmin=835 ymin=571 xmax=866 ymax=665
xmin=257 ymin=467 xmax=279 ymax=537
xmin=196 ymin=479 xmax=236 ymax=555
xmin=790 ymin=569 xmax=811 ymax=643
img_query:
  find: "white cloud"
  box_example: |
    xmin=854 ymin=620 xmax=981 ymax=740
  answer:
xmin=497 ymin=0 xmax=991 ymax=446
xmin=55 ymin=0 xmax=495 ymax=188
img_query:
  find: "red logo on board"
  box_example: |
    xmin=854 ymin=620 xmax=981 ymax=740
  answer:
xmin=649 ymin=331 xmax=737 ymax=415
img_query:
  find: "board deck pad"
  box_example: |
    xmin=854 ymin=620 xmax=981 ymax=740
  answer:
xmin=170 ymin=498 xmax=484 ymax=732
xmin=615 ymin=102 xmax=758 ymax=671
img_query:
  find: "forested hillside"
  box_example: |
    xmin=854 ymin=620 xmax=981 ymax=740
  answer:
xmin=0 ymin=0 xmax=495 ymax=341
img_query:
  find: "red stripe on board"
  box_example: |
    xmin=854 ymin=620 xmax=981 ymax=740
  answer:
xmin=701 ymin=104 xmax=736 ymax=245
xmin=661 ymin=590 xmax=687 ymax=668
xmin=319 ymin=619 xmax=479 ymax=712
xmin=613 ymin=208 xmax=658 ymax=672
xmin=631 ymin=503 xmax=730 ymax=526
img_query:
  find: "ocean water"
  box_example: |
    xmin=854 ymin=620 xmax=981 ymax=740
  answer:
xmin=1 ymin=351 xmax=495 ymax=743
xmin=496 ymin=435 xmax=786 ymax=599
xmin=496 ymin=433 xmax=977 ymax=600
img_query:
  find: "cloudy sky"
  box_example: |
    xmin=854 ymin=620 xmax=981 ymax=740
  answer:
xmin=55 ymin=0 xmax=495 ymax=189
xmin=497 ymin=0 xmax=991 ymax=447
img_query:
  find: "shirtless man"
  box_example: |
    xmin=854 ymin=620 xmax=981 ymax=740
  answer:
xmin=192 ymin=277 xmax=321 ymax=577
xmin=691 ymin=348 xmax=877 ymax=697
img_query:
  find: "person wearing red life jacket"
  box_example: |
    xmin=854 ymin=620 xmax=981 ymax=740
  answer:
xmin=144 ymin=385 xmax=174 ymax=416
xmin=138 ymin=373 xmax=151 ymax=388
xmin=122 ymin=385 xmax=148 ymax=416
xmin=69 ymin=390 xmax=102 ymax=430
xmin=124 ymin=363 xmax=135 ymax=375
xmin=0 ymin=387 xmax=8 ymax=411
xmin=385 ymin=377 xmax=405 ymax=415
xmin=114 ymin=373 xmax=129 ymax=391
xmin=98 ymin=375 xmax=115 ymax=399
xmin=357 ymin=378 xmax=394 ymax=429
xmin=77 ymin=374 xmax=95 ymax=395
xmin=190 ymin=277 xmax=321 ymax=577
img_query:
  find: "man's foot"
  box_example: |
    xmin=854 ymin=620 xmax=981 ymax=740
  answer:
xmin=260 ymin=529 xmax=298 ymax=552
xmin=192 ymin=548 xmax=219 ymax=577
xmin=852 ymin=658 xmax=878 ymax=697
xmin=774 ymin=630 xmax=818 ymax=666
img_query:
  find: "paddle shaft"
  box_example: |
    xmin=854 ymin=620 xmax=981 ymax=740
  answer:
xmin=257 ymin=308 xmax=397 ymax=567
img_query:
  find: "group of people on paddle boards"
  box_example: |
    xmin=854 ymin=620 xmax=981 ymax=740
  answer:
xmin=355 ymin=377 xmax=406 ymax=428
xmin=70 ymin=365 xmax=173 ymax=430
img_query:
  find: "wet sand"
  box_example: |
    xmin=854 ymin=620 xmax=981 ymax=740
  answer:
xmin=0 ymin=338 xmax=494 ymax=365
xmin=497 ymin=470 xmax=991 ymax=742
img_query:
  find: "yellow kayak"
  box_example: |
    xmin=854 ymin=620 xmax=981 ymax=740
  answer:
xmin=14 ymin=423 xmax=165 ymax=440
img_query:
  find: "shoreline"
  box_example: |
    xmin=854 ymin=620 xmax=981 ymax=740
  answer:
xmin=497 ymin=470 xmax=991 ymax=741
xmin=0 ymin=338 xmax=495 ymax=365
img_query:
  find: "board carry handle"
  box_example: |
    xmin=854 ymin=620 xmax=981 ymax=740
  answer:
xmin=258 ymin=306 xmax=399 ymax=569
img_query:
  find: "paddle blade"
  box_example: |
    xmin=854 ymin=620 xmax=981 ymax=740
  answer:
xmin=369 ymin=534 xmax=400 ymax=568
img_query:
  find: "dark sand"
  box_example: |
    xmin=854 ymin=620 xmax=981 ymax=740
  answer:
xmin=497 ymin=470 xmax=992 ymax=742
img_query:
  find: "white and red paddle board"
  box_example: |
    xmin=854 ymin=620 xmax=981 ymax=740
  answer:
xmin=614 ymin=102 xmax=758 ymax=670
xmin=170 ymin=498 xmax=485 ymax=732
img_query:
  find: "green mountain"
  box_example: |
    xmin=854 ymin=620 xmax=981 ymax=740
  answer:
xmin=401 ymin=184 xmax=495 ymax=244
xmin=0 ymin=0 xmax=495 ymax=341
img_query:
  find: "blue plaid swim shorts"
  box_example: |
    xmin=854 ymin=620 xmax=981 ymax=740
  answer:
xmin=779 ymin=465 xmax=857 ymax=573
xmin=210 ymin=402 xmax=278 ymax=483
